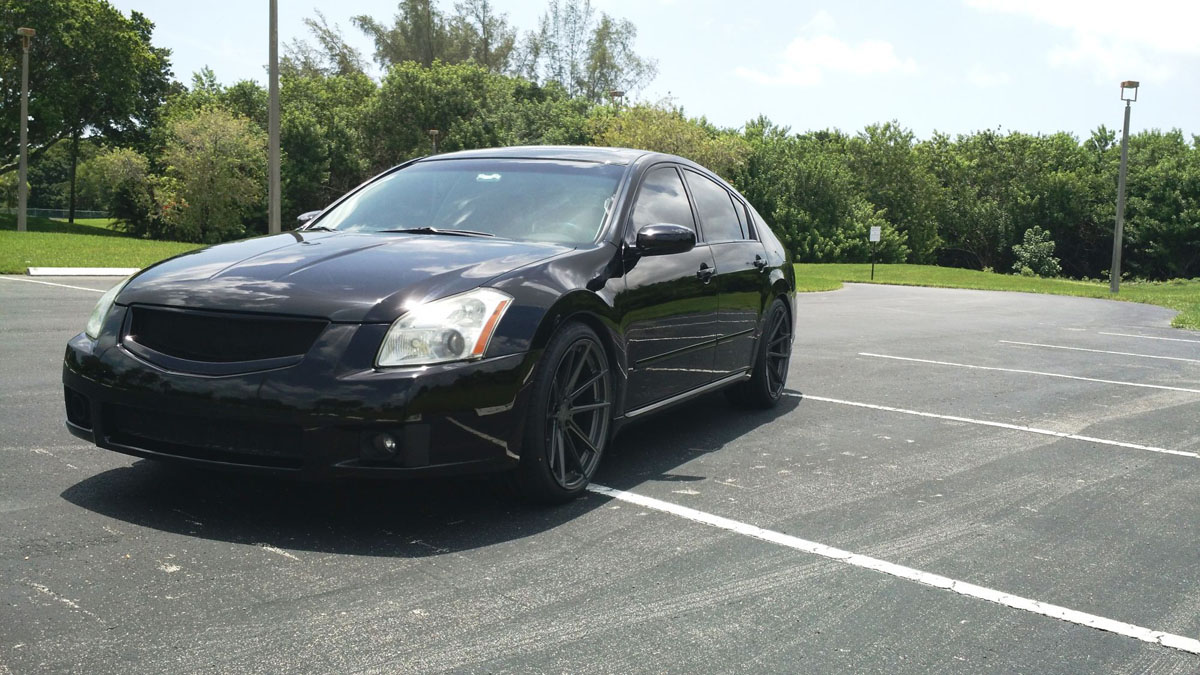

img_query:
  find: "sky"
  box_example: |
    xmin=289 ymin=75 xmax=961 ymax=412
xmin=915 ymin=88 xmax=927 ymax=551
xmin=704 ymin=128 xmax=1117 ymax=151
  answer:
xmin=109 ymin=0 xmax=1200 ymax=141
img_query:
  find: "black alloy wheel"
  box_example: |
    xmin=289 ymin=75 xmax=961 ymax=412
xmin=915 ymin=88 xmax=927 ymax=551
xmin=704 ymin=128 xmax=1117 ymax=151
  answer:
xmin=515 ymin=322 xmax=612 ymax=502
xmin=728 ymin=299 xmax=792 ymax=409
xmin=762 ymin=301 xmax=792 ymax=397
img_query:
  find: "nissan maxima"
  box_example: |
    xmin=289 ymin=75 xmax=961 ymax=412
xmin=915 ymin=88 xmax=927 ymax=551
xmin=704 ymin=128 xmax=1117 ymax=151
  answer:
xmin=63 ymin=146 xmax=795 ymax=503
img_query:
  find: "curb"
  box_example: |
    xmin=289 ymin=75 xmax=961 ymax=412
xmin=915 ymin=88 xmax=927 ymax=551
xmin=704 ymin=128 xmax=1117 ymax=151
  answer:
xmin=27 ymin=267 xmax=140 ymax=277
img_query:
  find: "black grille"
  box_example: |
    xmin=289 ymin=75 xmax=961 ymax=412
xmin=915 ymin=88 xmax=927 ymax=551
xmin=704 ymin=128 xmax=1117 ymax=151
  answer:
xmin=105 ymin=404 xmax=303 ymax=468
xmin=128 ymin=306 xmax=327 ymax=363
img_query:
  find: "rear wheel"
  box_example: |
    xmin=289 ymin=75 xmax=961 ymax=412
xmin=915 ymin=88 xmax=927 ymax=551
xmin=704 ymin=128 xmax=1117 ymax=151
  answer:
xmin=513 ymin=322 xmax=612 ymax=503
xmin=726 ymin=299 xmax=791 ymax=409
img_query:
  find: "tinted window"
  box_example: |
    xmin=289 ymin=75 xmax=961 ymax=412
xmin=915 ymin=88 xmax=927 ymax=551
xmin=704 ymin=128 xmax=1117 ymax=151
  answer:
xmin=732 ymin=197 xmax=747 ymax=238
xmin=315 ymin=159 xmax=624 ymax=245
xmin=631 ymin=166 xmax=696 ymax=233
xmin=740 ymin=202 xmax=757 ymax=239
xmin=684 ymin=170 xmax=743 ymax=241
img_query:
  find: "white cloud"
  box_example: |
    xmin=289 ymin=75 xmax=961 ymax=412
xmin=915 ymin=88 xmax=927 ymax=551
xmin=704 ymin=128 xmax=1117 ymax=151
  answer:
xmin=803 ymin=9 xmax=837 ymax=34
xmin=966 ymin=66 xmax=1012 ymax=88
xmin=737 ymin=12 xmax=918 ymax=86
xmin=965 ymin=0 xmax=1199 ymax=82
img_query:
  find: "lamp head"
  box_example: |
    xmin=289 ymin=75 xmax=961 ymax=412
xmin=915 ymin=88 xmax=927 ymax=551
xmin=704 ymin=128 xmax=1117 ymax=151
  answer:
xmin=17 ymin=27 xmax=36 ymax=37
xmin=1120 ymin=80 xmax=1139 ymax=102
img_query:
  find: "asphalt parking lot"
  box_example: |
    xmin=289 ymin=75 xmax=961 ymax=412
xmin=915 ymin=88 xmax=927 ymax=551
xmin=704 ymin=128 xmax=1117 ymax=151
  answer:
xmin=2 ymin=275 xmax=1198 ymax=674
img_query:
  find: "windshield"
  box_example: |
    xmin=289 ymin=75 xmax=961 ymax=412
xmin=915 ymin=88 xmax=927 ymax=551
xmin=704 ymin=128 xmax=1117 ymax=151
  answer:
xmin=313 ymin=158 xmax=625 ymax=245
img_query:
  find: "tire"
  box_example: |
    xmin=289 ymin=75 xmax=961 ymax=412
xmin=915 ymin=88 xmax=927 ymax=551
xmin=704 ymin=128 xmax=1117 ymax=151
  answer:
xmin=726 ymin=299 xmax=792 ymax=409
xmin=512 ymin=322 xmax=612 ymax=504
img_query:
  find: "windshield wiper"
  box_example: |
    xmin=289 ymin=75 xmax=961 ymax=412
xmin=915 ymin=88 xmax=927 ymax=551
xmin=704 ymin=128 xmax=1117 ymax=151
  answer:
xmin=378 ymin=227 xmax=495 ymax=238
xmin=302 ymin=225 xmax=336 ymax=231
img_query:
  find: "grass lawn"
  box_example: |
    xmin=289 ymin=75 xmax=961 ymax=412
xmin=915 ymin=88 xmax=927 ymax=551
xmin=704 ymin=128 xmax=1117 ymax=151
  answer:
xmin=0 ymin=214 xmax=200 ymax=274
xmin=795 ymin=263 xmax=1200 ymax=330
xmin=63 ymin=217 xmax=122 ymax=230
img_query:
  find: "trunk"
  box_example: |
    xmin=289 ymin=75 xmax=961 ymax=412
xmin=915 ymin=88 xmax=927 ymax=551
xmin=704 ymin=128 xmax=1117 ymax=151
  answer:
xmin=68 ymin=129 xmax=80 ymax=224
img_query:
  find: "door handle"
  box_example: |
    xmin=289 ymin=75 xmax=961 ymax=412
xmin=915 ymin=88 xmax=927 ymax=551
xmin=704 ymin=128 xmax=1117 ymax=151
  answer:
xmin=696 ymin=263 xmax=714 ymax=283
xmin=753 ymin=255 xmax=767 ymax=271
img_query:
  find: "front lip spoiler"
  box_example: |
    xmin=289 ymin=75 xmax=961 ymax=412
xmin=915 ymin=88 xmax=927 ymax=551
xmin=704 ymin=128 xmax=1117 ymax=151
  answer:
xmin=66 ymin=420 xmax=515 ymax=479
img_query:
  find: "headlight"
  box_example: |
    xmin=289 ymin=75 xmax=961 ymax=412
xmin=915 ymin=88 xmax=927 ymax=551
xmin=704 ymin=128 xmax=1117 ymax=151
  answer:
xmin=85 ymin=277 xmax=131 ymax=339
xmin=376 ymin=288 xmax=513 ymax=367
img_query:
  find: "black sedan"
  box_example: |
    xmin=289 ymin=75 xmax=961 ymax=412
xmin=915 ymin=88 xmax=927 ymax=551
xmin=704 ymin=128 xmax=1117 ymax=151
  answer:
xmin=63 ymin=146 xmax=795 ymax=503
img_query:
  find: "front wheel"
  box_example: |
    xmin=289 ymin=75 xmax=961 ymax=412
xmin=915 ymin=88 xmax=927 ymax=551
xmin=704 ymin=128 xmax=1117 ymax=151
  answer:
xmin=727 ymin=299 xmax=792 ymax=409
xmin=513 ymin=322 xmax=612 ymax=503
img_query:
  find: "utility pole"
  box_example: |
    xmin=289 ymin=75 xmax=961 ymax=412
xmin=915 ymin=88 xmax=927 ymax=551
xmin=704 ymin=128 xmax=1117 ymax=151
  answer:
xmin=16 ymin=27 xmax=35 ymax=233
xmin=268 ymin=0 xmax=281 ymax=234
xmin=1110 ymin=80 xmax=1139 ymax=294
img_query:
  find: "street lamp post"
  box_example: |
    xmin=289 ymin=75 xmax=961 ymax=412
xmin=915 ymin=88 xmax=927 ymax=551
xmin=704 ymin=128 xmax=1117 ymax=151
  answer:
xmin=268 ymin=0 xmax=281 ymax=234
xmin=1110 ymin=80 xmax=1138 ymax=294
xmin=428 ymin=129 xmax=440 ymax=154
xmin=16 ymin=27 xmax=35 ymax=233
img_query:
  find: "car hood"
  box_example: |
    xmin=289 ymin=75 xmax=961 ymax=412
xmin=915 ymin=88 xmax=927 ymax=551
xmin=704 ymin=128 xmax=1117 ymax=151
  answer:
xmin=117 ymin=231 xmax=571 ymax=322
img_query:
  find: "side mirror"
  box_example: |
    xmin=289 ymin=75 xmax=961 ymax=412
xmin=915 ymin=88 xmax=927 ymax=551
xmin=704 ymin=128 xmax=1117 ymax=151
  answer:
xmin=296 ymin=210 xmax=322 ymax=226
xmin=635 ymin=223 xmax=696 ymax=256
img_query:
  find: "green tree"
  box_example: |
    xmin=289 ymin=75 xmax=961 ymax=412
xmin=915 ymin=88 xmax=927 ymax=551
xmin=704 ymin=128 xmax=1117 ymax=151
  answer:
xmin=160 ymin=107 xmax=267 ymax=243
xmin=589 ymin=103 xmax=749 ymax=179
xmin=520 ymin=0 xmax=655 ymax=102
xmin=1122 ymin=129 xmax=1200 ymax=279
xmin=0 ymin=0 xmax=167 ymax=221
xmin=846 ymin=122 xmax=941 ymax=264
xmin=25 ymin=140 xmax=99 ymax=210
xmin=78 ymin=146 xmax=162 ymax=237
xmin=284 ymin=10 xmax=367 ymax=78
xmin=447 ymin=0 xmax=517 ymax=72
xmin=734 ymin=118 xmax=908 ymax=263
xmin=355 ymin=0 xmax=448 ymax=68
xmin=366 ymin=61 xmax=511 ymax=168
xmin=1012 ymin=225 xmax=1062 ymax=277
xmin=280 ymin=70 xmax=377 ymax=218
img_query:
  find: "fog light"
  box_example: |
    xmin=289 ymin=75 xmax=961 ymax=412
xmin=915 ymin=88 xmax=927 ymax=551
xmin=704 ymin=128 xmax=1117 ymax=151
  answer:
xmin=362 ymin=432 xmax=398 ymax=461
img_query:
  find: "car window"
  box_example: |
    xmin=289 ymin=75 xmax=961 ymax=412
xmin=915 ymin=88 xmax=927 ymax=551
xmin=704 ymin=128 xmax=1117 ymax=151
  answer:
xmin=315 ymin=159 xmax=625 ymax=245
xmin=684 ymin=169 xmax=743 ymax=242
xmin=732 ymin=197 xmax=747 ymax=238
xmin=740 ymin=202 xmax=757 ymax=239
xmin=630 ymin=166 xmax=696 ymax=234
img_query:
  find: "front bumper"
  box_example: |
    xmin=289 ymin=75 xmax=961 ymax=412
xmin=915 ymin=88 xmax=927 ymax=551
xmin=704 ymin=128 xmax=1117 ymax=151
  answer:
xmin=62 ymin=308 xmax=539 ymax=479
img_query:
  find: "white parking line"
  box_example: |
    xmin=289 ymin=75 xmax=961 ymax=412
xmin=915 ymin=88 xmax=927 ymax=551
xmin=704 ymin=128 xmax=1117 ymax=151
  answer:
xmin=0 ymin=277 xmax=105 ymax=293
xmin=784 ymin=393 xmax=1199 ymax=460
xmin=1100 ymin=332 xmax=1200 ymax=345
xmin=587 ymin=484 xmax=1200 ymax=655
xmin=859 ymin=353 xmax=1200 ymax=395
xmin=1000 ymin=340 xmax=1200 ymax=365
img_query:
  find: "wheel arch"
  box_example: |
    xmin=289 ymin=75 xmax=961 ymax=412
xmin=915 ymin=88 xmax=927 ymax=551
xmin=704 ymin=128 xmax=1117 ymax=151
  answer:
xmin=528 ymin=291 xmax=626 ymax=418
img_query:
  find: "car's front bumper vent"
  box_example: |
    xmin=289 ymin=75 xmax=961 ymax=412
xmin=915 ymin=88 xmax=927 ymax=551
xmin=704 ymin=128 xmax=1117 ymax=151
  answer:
xmin=125 ymin=306 xmax=328 ymax=365
xmin=105 ymin=403 xmax=304 ymax=468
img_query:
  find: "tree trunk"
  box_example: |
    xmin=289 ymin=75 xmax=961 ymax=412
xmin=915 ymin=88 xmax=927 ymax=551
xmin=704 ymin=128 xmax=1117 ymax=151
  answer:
xmin=68 ymin=128 xmax=80 ymax=224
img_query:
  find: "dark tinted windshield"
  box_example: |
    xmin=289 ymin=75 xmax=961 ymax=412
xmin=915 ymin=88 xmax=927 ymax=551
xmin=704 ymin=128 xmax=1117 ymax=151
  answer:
xmin=314 ymin=159 xmax=625 ymax=245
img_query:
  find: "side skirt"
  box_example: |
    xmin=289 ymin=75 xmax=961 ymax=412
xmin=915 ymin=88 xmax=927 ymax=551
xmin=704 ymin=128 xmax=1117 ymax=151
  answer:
xmin=619 ymin=370 xmax=750 ymax=421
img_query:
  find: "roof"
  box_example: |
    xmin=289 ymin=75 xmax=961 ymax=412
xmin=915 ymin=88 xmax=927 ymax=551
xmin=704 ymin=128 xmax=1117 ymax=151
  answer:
xmin=421 ymin=145 xmax=653 ymax=166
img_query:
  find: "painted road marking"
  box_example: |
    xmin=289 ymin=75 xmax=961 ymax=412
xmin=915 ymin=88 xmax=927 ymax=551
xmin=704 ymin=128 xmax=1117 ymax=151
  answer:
xmin=1100 ymin=331 xmax=1200 ymax=345
xmin=0 ymin=277 xmax=105 ymax=293
xmin=858 ymin=353 xmax=1200 ymax=395
xmin=1000 ymin=340 xmax=1200 ymax=365
xmin=784 ymin=393 xmax=1199 ymax=460
xmin=587 ymin=484 xmax=1200 ymax=655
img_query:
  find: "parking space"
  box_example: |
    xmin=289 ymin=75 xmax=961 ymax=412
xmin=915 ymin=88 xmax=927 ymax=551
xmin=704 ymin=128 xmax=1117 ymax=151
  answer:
xmin=2 ymin=277 xmax=1199 ymax=673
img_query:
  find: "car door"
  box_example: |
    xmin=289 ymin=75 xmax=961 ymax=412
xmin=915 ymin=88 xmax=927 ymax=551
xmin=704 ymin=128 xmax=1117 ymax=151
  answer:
xmin=619 ymin=164 xmax=720 ymax=411
xmin=682 ymin=169 xmax=770 ymax=377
